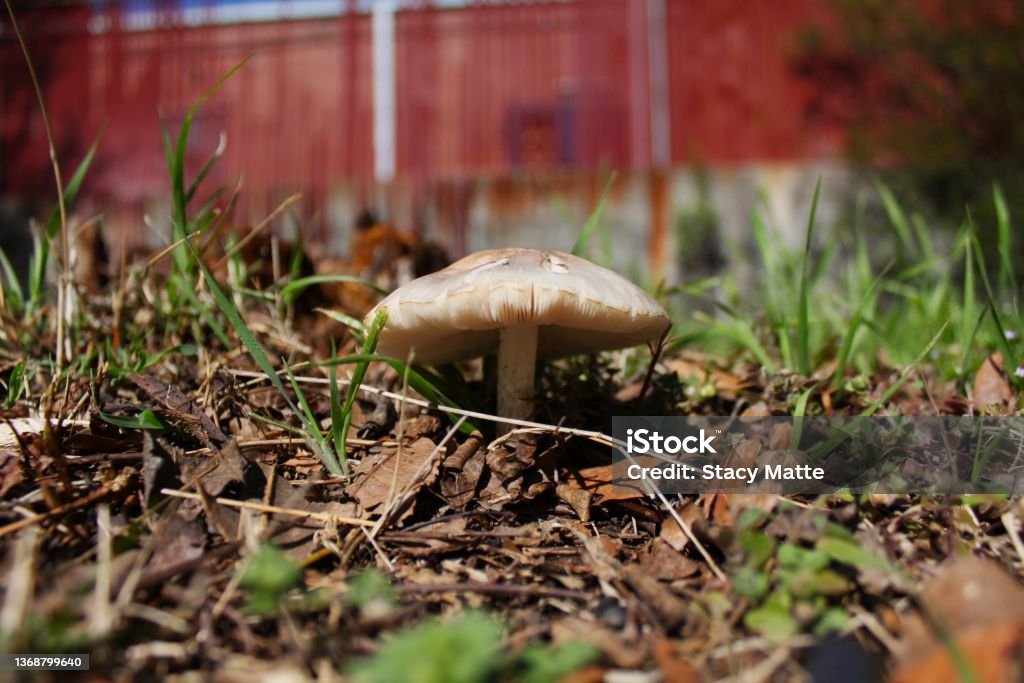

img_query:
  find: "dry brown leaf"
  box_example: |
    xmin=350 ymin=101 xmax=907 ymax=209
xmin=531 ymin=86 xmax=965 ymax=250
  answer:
xmin=894 ymin=556 xmax=1024 ymax=682
xmin=441 ymin=446 xmax=486 ymax=509
xmin=920 ymin=555 xmax=1024 ymax=630
xmin=741 ymin=401 xmax=771 ymax=417
xmin=667 ymin=357 xmax=708 ymax=383
xmin=346 ymin=437 xmax=440 ymax=511
xmin=767 ymin=422 xmax=792 ymax=450
xmin=147 ymin=511 xmax=206 ymax=576
xmin=652 ymin=637 xmax=699 ymax=683
xmin=178 ymin=439 xmax=248 ymax=497
xmin=659 ymin=516 xmax=691 ymax=553
xmin=485 ymin=438 xmax=538 ymax=481
xmin=973 ymin=353 xmax=1014 ymax=411
xmin=401 ymin=414 xmax=442 ymax=440
xmin=710 ymin=369 xmax=747 ymax=395
xmin=892 ymin=621 xmax=1024 ymax=683
xmin=565 ymin=464 xmax=643 ymax=502
xmin=0 ymin=450 xmax=23 ymax=498
xmin=725 ymin=439 xmax=761 ymax=469
xmin=641 ymin=538 xmax=700 ymax=581
xmin=555 ymin=483 xmax=592 ymax=522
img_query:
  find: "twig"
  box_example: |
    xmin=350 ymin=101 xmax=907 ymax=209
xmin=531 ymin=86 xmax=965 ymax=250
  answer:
xmin=89 ymin=504 xmax=114 ymax=636
xmin=640 ymin=327 xmax=670 ymax=401
xmin=0 ymin=470 xmax=134 ymax=540
xmin=848 ymin=604 xmax=901 ymax=654
xmin=1001 ymin=511 xmax=1024 ymax=570
xmin=0 ymin=526 xmax=37 ymax=634
xmin=158 ymin=488 xmax=374 ymax=527
xmin=230 ymin=367 xmax=615 ymax=442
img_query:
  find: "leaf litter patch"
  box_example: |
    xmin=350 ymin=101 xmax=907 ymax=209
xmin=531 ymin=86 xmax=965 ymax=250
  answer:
xmin=2 ymin=251 xmax=1024 ymax=681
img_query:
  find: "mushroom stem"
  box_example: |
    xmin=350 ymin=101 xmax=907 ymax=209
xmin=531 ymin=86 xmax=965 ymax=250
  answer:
xmin=497 ymin=325 xmax=538 ymax=431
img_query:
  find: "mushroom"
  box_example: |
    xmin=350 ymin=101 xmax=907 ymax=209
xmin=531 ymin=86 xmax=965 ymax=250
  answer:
xmin=364 ymin=248 xmax=671 ymax=426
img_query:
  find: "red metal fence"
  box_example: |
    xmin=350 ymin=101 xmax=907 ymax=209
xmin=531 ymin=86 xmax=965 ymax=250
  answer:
xmin=1 ymin=0 xmax=837 ymax=243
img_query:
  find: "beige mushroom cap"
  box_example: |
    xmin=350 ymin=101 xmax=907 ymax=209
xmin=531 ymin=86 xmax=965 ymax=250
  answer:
xmin=364 ymin=248 xmax=671 ymax=365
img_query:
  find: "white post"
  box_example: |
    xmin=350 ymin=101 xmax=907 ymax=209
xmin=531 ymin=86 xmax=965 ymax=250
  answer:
xmin=647 ymin=0 xmax=671 ymax=167
xmin=372 ymin=0 xmax=397 ymax=184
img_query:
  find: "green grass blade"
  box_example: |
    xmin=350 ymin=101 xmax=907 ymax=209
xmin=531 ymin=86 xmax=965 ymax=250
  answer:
xmin=45 ymin=130 xmax=103 ymax=240
xmin=0 ymin=248 xmax=24 ymax=311
xmin=572 ymin=171 xmax=618 ymax=256
xmin=316 ymin=308 xmax=367 ymax=341
xmin=285 ymin=361 xmax=342 ymax=475
xmin=99 ymin=408 xmax=166 ymax=430
xmin=336 ymin=311 xmax=387 ymax=466
xmin=166 ymin=56 xmax=252 ymax=272
xmin=185 ymin=132 xmax=226 ymax=205
xmin=173 ymin=275 xmax=231 ymax=347
xmin=833 ymin=263 xmax=891 ymax=390
xmin=329 ymin=343 xmax=347 ymax=473
xmin=184 ymin=237 xmax=297 ymax=415
xmin=322 ymin=352 xmax=469 ymax=424
xmin=993 ymin=184 xmax=1014 ymax=292
xmin=969 ymin=226 xmax=1018 ymax=374
xmin=797 ymin=178 xmax=822 ymax=376
xmin=873 ymin=178 xmax=915 ymax=260
xmin=27 ymin=232 xmax=46 ymax=312
xmin=281 ymin=274 xmax=387 ymax=304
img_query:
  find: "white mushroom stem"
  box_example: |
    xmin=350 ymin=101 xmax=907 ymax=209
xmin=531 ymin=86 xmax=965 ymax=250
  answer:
xmin=497 ymin=325 xmax=538 ymax=431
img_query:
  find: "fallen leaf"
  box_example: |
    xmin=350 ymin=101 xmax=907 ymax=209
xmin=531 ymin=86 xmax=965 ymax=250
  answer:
xmin=147 ymin=510 xmax=206 ymax=576
xmin=485 ymin=437 xmax=538 ymax=481
xmin=892 ymin=621 xmax=1024 ymax=683
xmin=441 ymin=445 xmax=486 ymax=509
xmin=555 ymin=483 xmax=592 ymax=522
xmin=142 ymin=432 xmax=180 ymax=507
xmin=346 ymin=437 xmax=440 ymax=511
xmin=894 ymin=556 xmax=1024 ymax=682
xmin=0 ymin=450 xmax=23 ymax=497
xmin=919 ymin=555 xmax=1024 ymax=630
xmin=972 ymin=353 xmax=1014 ymax=411
xmin=767 ymin=422 xmax=792 ymax=451
xmin=659 ymin=516 xmax=691 ymax=553
xmin=660 ymin=503 xmax=707 ymax=552
xmin=725 ymin=439 xmax=761 ymax=469
xmin=652 ymin=637 xmax=699 ymax=683
xmin=177 ymin=439 xmax=250 ymax=497
xmin=641 ymin=539 xmax=700 ymax=581
xmin=741 ymin=402 xmax=771 ymax=417
xmin=132 ymin=373 xmax=228 ymax=446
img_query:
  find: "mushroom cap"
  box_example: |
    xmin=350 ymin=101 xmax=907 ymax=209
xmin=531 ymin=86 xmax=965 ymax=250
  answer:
xmin=364 ymin=248 xmax=671 ymax=365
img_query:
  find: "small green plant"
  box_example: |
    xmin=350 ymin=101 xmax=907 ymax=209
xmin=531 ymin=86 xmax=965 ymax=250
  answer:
xmin=348 ymin=612 xmax=597 ymax=683
xmin=733 ymin=506 xmax=904 ymax=643
xmin=239 ymin=543 xmax=302 ymax=615
xmin=346 ymin=568 xmax=396 ymax=620
xmin=350 ymin=612 xmax=503 ymax=683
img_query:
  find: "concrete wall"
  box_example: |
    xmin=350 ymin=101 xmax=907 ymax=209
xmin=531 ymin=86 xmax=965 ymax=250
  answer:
xmin=332 ymin=161 xmax=853 ymax=286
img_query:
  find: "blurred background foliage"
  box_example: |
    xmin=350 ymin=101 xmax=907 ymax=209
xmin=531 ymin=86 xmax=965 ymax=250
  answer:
xmin=794 ymin=0 xmax=1024 ymax=244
